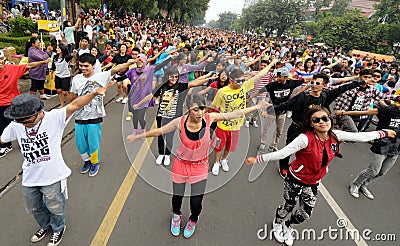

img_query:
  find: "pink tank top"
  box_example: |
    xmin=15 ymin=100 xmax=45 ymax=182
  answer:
xmin=176 ymin=113 xmax=211 ymax=163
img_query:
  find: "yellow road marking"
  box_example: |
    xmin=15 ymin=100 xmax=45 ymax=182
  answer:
xmin=91 ymin=121 xmax=157 ymax=246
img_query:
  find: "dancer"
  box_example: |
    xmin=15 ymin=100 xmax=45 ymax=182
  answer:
xmin=127 ymin=94 xmax=269 ymax=238
xmin=246 ymin=106 xmax=395 ymax=246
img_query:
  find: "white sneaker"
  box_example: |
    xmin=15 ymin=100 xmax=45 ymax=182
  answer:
xmin=283 ymin=224 xmax=295 ymax=246
xmin=272 ymin=219 xmax=285 ymax=243
xmin=349 ymin=183 xmax=360 ymax=198
xmin=156 ymin=155 xmax=164 ymax=165
xmin=39 ymin=94 xmax=51 ymax=100
xmin=360 ymin=185 xmax=374 ymax=200
xmin=244 ymin=120 xmax=250 ymax=128
xmin=116 ymin=97 xmax=123 ymax=103
xmin=122 ymin=97 xmax=128 ymax=104
xmin=221 ymin=159 xmax=229 ymax=172
xmin=155 ymin=98 xmax=160 ymax=104
xmin=253 ymin=120 xmax=259 ymax=128
xmin=164 ymin=155 xmax=171 ymax=166
xmin=212 ymin=163 xmax=220 ymax=176
xmin=286 ymin=111 xmax=292 ymax=119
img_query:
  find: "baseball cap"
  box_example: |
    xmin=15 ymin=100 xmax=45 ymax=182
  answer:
xmin=276 ymin=67 xmax=290 ymax=77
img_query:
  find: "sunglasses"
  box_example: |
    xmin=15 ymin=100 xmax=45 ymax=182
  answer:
xmin=192 ymin=106 xmax=206 ymax=111
xmin=311 ymin=115 xmax=330 ymax=123
xmin=15 ymin=114 xmax=38 ymax=125
xmin=323 ymin=71 xmax=331 ymax=74
xmin=310 ymin=81 xmax=322 ymax=86
xmin=234 ymin=79 xmax=245 ymax=83
xmin=169 ymin=75 xmax=179 ymax=79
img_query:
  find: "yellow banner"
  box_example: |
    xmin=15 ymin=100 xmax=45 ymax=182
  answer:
xmin=37 ymin=20 xmax=60 ymax=32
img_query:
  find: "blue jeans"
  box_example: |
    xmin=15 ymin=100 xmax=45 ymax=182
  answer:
xmin=22 ymin=181 xmax=66 ymax=233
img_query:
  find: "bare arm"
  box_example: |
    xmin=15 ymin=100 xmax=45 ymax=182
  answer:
xmin=253 ymin=59 xmax=278 ymax=83
xmin=110 ymin=59 xmax=135 ymax=76
xmin=133 ymin=93 xmax=153 ymax=109
xmin=127 ymin=117 xmax=180 ymax=142
xmin=188 ymin=72 xmax=218 ymax=89
xmin=335 ymin=108 xmax=378 ymax=117
xmin=198 ymin=86 xmax=213 ymax=95
xmin=209 ymin=101 xmax=270 ymax=122
xmin=26 ymin=58 xmax=51 ymax=69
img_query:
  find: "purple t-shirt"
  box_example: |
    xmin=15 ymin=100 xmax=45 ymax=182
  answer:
xmin=126 ymin=65 xmax=156 ymax=109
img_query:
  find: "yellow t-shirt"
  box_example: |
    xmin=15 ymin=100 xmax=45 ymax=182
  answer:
xmin=212 ymin=78 xmax=255 ymax=131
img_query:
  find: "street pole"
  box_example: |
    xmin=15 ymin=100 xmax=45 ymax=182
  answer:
xmin=60 ymin=0 xmax=66 ymax=23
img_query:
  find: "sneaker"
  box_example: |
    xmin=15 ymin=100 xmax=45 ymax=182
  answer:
xmin=183 ymin=219 xmax=197 ymax=238
xmin=279 ymin=168 xmax=287 ymax=179
xmin=156 ymin=155 xmax=164 ymax=165
xmin=122 ymin=97 xmax=128 ymax=104
xmin=48 ymin=226 xmax=65 ymax=246
xmin=89 ymin=163 xmax=100 ymax=177
xmin=131 ymin=129 xmax=138 ymax=135
xmin=286 ymin=111 xmax=292 ymax=119
xmin=253 ymin=120 xmax=259 ymax=128
xmin=244 ymin=120 xmax=250 ymax=128
xmin=360 ymin=185 xmax=374 ymax=200
xmin=115 ymin=97 xmax=123 ymax=103
xmin=31 ymin=227 xmax=50 ymax=243
xmin=141 ymin=129 xmax=146 ymax=139
xmin=349 ymin=183 xmax=360 ymax=198
xmin=212 ymin=162 xmax=220 ymax=176
xmin=40 ymin=94 xmax=51 ymax=100
xmin=259 ymin=144 xmax=266 ymax=153
xmin=125 ymin=112 xmax=132 ymax=121
xmin=283 ymin=224 xmax=295 ymax=246
xmin=155 ymin=98 xmax=160 ymax=104
xmin=268 ymin=145 xmax=278 ymax=152
xmin=80 ymin=160 xmax=91 ymax=174
xmin=272 ymin=219 xmax=285 ymax=243
xmin=0 ymin=146 xmax=12 ymax=157
xmin=170 ymin=213 xmax=182 ymax=236
xmin=221 ymin=159 xmax=229 ymax=172
xmin=164 ymin=155 xmax=171 ymax=166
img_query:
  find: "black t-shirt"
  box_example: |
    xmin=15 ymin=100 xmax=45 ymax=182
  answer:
xmin=260 ymin=80 xmax=303 ymax=107
xmin=153 ymin=82 xmax=189 ymax=119
xmin=111 ymin=54 xmax=132 ymax=65
xmin=371 ymin=105 xmax=400 ymax=155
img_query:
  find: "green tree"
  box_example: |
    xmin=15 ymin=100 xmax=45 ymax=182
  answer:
xmin=215 ymin=11 xmax=238 ymax=30
xmin=239 ymin=0 xmax=309 ymax=36
xmin=372 ymin=0 xmax=400 ymax=49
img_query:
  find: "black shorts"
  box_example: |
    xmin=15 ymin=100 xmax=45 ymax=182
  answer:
xmin=55 ymin=76 xmax=71 ymax=91
xmin=30 ymin=79 xmax=45 ymax=92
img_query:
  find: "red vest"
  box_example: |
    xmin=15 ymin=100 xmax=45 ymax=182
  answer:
xmin=289 ymin=131 xmax=340 ymax=185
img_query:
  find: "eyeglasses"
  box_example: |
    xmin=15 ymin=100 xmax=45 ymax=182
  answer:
xmin=234 ymin=79 xmax=245 ymax=83
xmin=372 ymin=74 xmax=381 ymax=78
xmin=169 ymin=75 xmax=179 ymax=79
xmin=311 ymin=115 xmax=330 ymax=124
xmin=310 ymin=81 xmax=322 ymax=86
xmin=15 ymin=114 xmax=38 ymax=125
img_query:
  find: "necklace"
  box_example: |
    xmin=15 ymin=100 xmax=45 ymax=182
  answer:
xmin=25 ymin=116 xmax=44 ymax=139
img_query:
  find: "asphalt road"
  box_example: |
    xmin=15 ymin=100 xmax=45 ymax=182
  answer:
xmin=0 ymin=85 xmax=399 ymax=246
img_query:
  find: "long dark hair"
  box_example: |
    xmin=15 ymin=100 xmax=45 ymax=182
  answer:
xmin=57 ymin=44 xmax=69 ymax=59
xmin=302 ymin=106 xmax=340 ymax=144
xmin=216 ymin=69 xmax=229 ymax=89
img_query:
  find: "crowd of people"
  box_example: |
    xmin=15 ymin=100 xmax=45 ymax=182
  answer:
xmin=1 ymin=7 xmax=400 ymax=246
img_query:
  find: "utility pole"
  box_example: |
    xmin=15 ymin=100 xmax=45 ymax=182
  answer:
xmin=60 ymin=0 xmax=66 ymax=23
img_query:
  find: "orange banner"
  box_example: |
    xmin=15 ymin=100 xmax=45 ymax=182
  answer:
xmin=350 ymin=49 xmax=394 ymax=62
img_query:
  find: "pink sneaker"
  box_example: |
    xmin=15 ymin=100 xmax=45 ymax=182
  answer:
xmin=131 ymin=129 xmax=137 ymax=135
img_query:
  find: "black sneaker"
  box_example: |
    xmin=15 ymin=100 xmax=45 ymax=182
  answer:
xmin=48 ymin=226 xmax=66 ymax=246
xmin=0 ymin=146 xmax=12 ymax=158
xmin=30 ymin=227 xmax=50 ymax=243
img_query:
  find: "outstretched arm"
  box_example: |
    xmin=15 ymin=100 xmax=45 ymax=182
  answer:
xmin=127 ymin=117 xmax=180 ymax=142
xmin=26 ymin=58 xmax=51 ymax=69
xmin=188 ymin=72 xmax=219 ymax=89
xmin=209 ymin=100 xmax=270 ymax=122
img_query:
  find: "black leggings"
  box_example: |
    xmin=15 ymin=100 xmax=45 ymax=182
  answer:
xmin=156 ymin=116 xmax=175 ymax=155
xmin=132 ymin=108 xmax=146 ymax=129
xmin=172 ymin=179 xmax=207 ymax=223
xmin=0 ymin=105 xmax=12 ymax=148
